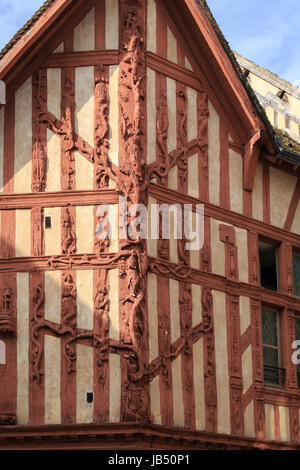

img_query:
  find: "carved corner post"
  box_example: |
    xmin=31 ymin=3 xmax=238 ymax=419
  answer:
xmin=31 ymin=207 xmax=45 ymax=257
xmin=200 ymin=215 xmax=211 ymax=272
xmin=157 ymin=275 xmax=173 ymax=426
xmin=93 ymin=268 xmax=110 ymax=423
xmin=176 ymin=84 xmax=188 ymax=194
xmin=250 ymin=297 xmax=265 ymax=439
xmin=118 ymin=0 xmax=150 ymax=423
xmin=197 ymin=91 xmax=209 ymax=203
xmin=226 ymin=294 xmax=243 ymax=436
xmin=0 ymin=273 xmax=17 ymax=425
xmin=179 ymin=282 xmax=195 ymax=429
xmin=94 ymin=64 xmax=110 ymax=190
xmin=61 ymin=270 xmax=77 ymax=424
xmin=61 ymin=67 xmax=76 ymax=192
xmin=29 ymin=272 xmax=45 ymax=424
xmin=248 ymin=231 xmax=260 ymax=286
xmin=32 ymin=69 xmax=47 ymax=193
xmin=219 ymin=224 xmax=239 ymax=282
xmin=202 ymin=287 xmax=217 ymax=432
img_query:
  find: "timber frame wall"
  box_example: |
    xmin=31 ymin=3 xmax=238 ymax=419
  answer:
xmin=0 ymin=0 xmax=300 ymax=450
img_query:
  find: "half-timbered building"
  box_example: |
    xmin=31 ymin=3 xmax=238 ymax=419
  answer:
xmin=0 ymin=0 xmax=300 ymax=450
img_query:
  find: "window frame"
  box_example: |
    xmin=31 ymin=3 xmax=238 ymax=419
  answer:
xmin=261 ymin=304 xmax=285 ymax=388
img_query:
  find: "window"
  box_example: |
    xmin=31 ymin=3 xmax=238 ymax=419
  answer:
xmin=45 ymin=216 xmax=52 ymax=229
xmin=293 ymin=254 xmax=300 ymax=297
xmin=295 ymin=318 xmax=300 ymax=389
xmin=262 ymin=307 xmax=284 ymax=386
xmin=259 ymin=239 xmax=279 ymax=291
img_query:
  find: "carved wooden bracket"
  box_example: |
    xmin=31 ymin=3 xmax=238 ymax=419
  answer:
xmin=0 ymin=288 xmax=16 ymax=338
xmin=244 ymin=128 xmax=264 ymax=192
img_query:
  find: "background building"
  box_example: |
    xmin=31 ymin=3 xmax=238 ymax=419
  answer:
xmin=0 ymin=0 xmax=300 ymax=450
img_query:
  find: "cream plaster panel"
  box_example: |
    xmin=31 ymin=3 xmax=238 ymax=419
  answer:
xmin=76 ymin=344 xmax=94 ymax=423
xmin=265 ymin=404 xmax=275 ymax=440
xmin=279 ymin=406 xmax=290 ymax=442
xmin=15 ymin=210 xmax=31 ymax=257
xmin=147 ymin=67 xmax=156 ymax=164
xmin=210 ymin=218 xmax=226 ymax=277
xmin=75 ymin=151 xmax=93 ymax=190
xmin=0 ymin=107 xmax=4 ymax=192
xmin=167 ymin=77 xmax=177 ymax=153
xmin=75 ymin=67 xmax=94 ymax=147
xmin=239 ymin=296 xmax=251 ymax=336
xmin=47 ymin=68 xmax=61 ymax=118
xmin=73 ymin=8 xmax=95 ymax=52
xmin=167 ymin=27 xmax=177 ymax=64
xmin=292 ymin=200 xmax=300 ymax=234
xmin=147 ymin=197 xmax=157 ymax=258
xmin=172 ymin=355 xmax=185 ymax=427
xmin=45 ymin=335 xmax=61 ymax=424
xmin=76 ymin=205 xmax=94 ymax=254
xmin=105 ymin=0 xmax=119 ymax=49
xmin=46 ymin=130 xmax=61 ymax=192
xmin=148 ymin=273 xmax=158 ymax=362
xmin=109 ymin=353 xmax=121 ymax=422
xmin=77 ymin=270 xmax=94 ymax=330
xmin=53 ymin=43 xmax=64 ymax=53
xmin=150 ymin=375 xmax=161 ymax=425
xmin=192 ymin=284 xmax=202 ymax=328
xmin=187 ymin=87 xmax=198 ymax=142
xmin=147 ymin=0 xmax=156 ymax=54
xmin=17 ymin=273 xmax=29 ymax=425
xmin=109 ymin=65 xmax=119 ymax=189
xmin=213 ymin=290 xmax=230 ymax=434
xmin=188 ymin=154 xmax=199 ymax=199
xmin=45 ymin=270 xmax=61 ymax=323
xmin=208 ymin=101 xmax=220 ymax=206
xmin=236 ymin=227 xmax=248 ymax=283
xmin=14 ymin=77 xmax=32 ymax=193
xmin=193 ymin=337 xmax=205 ymax=430
xmin=244 ymin=400 xmax=255 ymax=438
xmin=168 ymin=165 xmax=178 ymax=191
xmin=270 ymin=167 xmax=297 ymax=228
xmin=109 ymin=269 xmax=119 ymax=341
xmin=44 ymin=207 xmax=61 ymax=256
xmin=170 ymin=279 xmax=180 ymax=343
xmin=109 ymin=204 xmax=119 ymax=253
xmin=229 ymin=149 xmax=243 ymax=214
xmin=185 ymin=57 xmax=193 ymax=71
xmin=242 ymin=345 xmax=253 ymax=393
xmin=252 ymin=160 xmax=263 ymax=221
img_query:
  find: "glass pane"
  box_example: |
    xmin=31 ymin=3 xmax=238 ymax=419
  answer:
xmin=262 ymin=309 xmax=277 ymax=346
xmin=263 ymin=347 xmax=278 ymax=368
xmin=293 ymin=255 xmax=300 ymax=297
xmin=263 ymin=347 xmax=280 ymax=385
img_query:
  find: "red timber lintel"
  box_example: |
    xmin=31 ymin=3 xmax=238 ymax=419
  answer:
xmin=0 ymin=422 xmax=298 ymax=450
xmin=42 ymin=50 xmax=119 ymax=68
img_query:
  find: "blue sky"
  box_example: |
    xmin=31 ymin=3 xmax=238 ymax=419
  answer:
xmin=0 ymin=0 xmax=299 ymax=85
